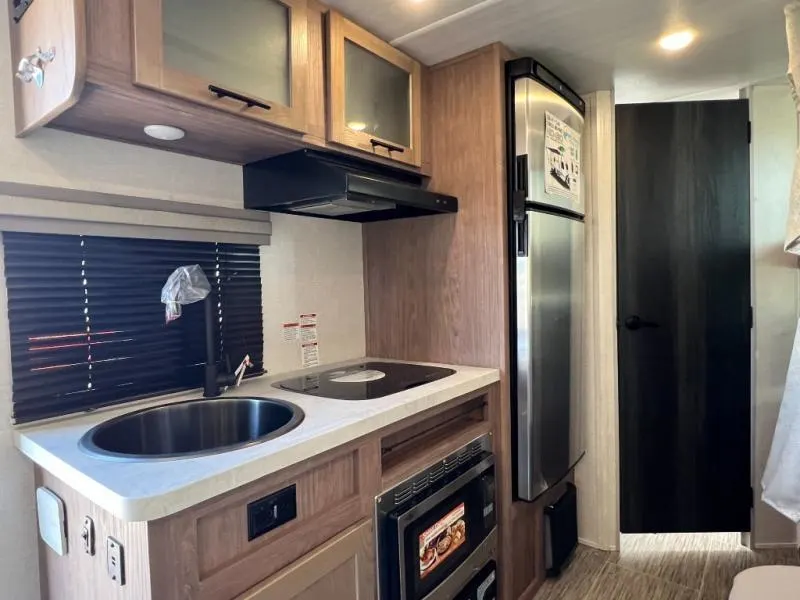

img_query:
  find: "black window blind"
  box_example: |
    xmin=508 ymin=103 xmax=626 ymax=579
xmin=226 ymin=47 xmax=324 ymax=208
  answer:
xmin=3 ymin=232 xmax=264 ymax=424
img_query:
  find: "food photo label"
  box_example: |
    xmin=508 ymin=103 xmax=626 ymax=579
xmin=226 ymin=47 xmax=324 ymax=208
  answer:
xmin=418 ymin=502 xmax=467 ymax=579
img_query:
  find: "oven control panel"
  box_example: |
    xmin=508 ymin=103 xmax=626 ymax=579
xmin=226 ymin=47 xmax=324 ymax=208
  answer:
xmin=247 ymin=484 xmax=297 ymax=541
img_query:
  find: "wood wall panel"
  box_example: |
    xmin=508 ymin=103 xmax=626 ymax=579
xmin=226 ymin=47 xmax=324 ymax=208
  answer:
xmin=36 ymin=468 xmax=153 ymax=600
xmin=363 ymin=44 xmax=528 ymax=600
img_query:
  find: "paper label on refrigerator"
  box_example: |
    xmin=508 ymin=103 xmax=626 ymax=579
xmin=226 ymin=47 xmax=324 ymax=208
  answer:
xmin=301 ymin=342 xmax=319 ymax=368
xmin=282 ymin=322 xmax=299 ymax=342
xmin=544 ymin=111 xmax=582 ymax=204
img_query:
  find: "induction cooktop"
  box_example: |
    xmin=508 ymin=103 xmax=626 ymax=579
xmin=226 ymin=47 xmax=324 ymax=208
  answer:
xmin=274 ymin=362 xmax=456 ymax=400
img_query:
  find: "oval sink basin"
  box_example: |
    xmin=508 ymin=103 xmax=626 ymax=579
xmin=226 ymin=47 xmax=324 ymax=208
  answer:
xmin=79 ymin=397 xmax=304 ymax=460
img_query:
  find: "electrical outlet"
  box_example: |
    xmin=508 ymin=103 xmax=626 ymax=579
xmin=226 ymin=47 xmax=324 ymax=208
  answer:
xmin=106 ymin=537 xmax=125 ymax=586
xmin=81 ymin=517 xmax=95 ymax=556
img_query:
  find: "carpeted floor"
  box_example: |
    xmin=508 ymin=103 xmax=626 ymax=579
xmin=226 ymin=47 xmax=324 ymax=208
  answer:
xmin=534 ymin=533 xmax=800 ymax=600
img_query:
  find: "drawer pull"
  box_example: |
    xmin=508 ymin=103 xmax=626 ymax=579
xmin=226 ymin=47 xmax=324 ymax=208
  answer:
xmin=208 ymin=85 xmax=271 ymax=111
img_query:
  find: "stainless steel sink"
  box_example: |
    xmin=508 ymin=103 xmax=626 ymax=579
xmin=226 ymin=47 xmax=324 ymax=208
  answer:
xmin=79 ymin=397 xmax=304 ymax=459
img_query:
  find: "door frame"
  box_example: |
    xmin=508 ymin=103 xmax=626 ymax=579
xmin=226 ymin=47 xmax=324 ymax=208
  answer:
xmin=578 ymin=91 xmax=622 ymax=551
xmin=580 ymin=93 xmax=765 ymax=550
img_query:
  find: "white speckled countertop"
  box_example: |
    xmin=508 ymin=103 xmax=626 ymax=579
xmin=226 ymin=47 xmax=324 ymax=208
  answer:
xmin=14 ymin=358 xmax=499 ymax=522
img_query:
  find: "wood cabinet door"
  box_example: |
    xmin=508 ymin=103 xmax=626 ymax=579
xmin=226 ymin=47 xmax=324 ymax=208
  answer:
xmin=327 ymin=11 xmax=423 ymax=167
xmin=11 ymin=0 xmax=87 ymax=136
xmin=236 ymin=519 xmax=376 ymax=600
xmin=131 ymin=0 xmax=308 ymax=133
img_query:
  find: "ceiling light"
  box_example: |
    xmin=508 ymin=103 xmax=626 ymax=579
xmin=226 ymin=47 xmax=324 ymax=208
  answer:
xmin=143 ymin=124 xmax=186 ymax=141
xmin=658 ymin=30 xmax=696 ymax=52
xmin=347 ymin=121 xmax=367 ymax=132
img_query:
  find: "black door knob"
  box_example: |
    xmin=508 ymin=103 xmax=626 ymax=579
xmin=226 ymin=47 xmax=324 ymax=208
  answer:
xmin=624 ymin=315 xmax=660 ymax=331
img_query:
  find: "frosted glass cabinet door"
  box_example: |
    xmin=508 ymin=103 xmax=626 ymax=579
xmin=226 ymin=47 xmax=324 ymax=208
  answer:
xmin=131 ymin=0 xmax=308 ymax=133
xmin=327 ymin=12 xmax=423 ymax=167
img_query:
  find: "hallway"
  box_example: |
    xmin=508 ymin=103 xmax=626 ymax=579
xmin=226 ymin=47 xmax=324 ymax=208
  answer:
xmin=534 ymin=534 xmax=800 ymax=599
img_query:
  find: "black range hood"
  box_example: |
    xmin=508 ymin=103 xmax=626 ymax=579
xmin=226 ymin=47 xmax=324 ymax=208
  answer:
xmin=243 ymin=149 xmax=458 ymax=222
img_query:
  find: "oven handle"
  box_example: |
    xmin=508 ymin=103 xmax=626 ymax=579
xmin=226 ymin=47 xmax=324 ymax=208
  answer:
xmin=396 ymin=455 xmax=495 ymax=600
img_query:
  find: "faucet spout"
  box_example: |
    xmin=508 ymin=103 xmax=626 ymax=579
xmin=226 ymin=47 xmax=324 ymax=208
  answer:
xmin=204 ymin=295 xmax=221 ymax=397
xmin=203 ymin=295 xmax=252 ymax=397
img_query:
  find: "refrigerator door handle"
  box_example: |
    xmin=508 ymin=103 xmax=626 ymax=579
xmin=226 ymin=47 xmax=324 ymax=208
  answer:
xmin=513 ymin=155 xmax=529 ymax=223
xmin=516 ymin=214 xmax=529 ymax=257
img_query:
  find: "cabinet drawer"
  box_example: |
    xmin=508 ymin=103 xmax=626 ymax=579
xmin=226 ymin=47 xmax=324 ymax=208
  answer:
xmin=327 ymin=11 xmax=423 ymax=167
xmin=236 ymin=519 xmax=375 ymax=600
xmin=131 ymin=0 xmax=308 ymax=133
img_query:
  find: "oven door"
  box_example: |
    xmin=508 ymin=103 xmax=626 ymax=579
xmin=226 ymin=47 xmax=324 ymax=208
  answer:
xmin=389 ymin=455 xmax=496 ymax=600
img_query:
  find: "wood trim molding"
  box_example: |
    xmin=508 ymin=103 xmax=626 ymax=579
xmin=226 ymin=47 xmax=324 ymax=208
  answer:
xmin=574 ymin=90 xmax=620 ymax=551
xmin=0 ymin=182 xmax=272 ymax=244
xmin=0 ymin=181 xmax=271 ymax=222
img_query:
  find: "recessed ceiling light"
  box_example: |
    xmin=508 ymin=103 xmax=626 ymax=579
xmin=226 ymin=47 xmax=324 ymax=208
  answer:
xmin=347 ymin=121 xmax=367 ymax=132
xmin=143 ymin=124 xmax=186 ymax=141
xmin=659 ymin=30 xmax=696 ymax=52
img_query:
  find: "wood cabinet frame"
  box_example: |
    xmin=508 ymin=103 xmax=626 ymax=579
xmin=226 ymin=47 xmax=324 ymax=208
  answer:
xmin=327 ymin=11 xmax=423 ymax=167
xmin=131 ymin=0 xmax=308 ymax=133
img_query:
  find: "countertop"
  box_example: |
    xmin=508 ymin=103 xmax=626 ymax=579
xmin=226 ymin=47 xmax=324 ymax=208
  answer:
xmin=14 ymin=358 xmax=499 ymax=522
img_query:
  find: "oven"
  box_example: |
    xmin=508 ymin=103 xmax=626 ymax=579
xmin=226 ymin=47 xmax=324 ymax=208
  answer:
xmin=376 ymin=434 xmax=497 ymax=600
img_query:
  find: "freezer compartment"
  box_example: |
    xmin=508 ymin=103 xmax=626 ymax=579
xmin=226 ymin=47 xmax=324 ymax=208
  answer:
xmin=513 ymin=77 xmax=585 ymax=216
xmin=515 ymin=209 xmax=585 ymax=501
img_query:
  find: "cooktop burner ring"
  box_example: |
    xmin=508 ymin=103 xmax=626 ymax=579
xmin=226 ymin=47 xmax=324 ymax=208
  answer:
xmin=273 ymin=362 xmax=457 ymax=401
xmin=328 ymin=369 xmax=387 ymax=383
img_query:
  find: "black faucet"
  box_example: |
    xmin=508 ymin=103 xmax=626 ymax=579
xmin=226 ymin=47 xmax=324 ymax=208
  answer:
xmin=203 ymin=295 xmax=251 ymax=397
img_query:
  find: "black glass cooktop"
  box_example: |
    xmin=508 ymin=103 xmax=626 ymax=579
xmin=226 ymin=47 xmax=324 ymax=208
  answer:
xmin=274 ymin=362 xmax=456 ymax=400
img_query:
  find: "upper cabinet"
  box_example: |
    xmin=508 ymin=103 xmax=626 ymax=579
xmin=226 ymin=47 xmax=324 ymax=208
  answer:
xmin=327 ymin=11 xmax=423 ymax=167
xmin=8 ymin=0 xmax=428 ymax=169
xmin=131 ymin=0 xmax=308 ymax=132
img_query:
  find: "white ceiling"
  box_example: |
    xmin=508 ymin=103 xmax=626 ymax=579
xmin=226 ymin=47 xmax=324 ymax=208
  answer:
xmin=324 ymin=0 xmax=790 ymax=103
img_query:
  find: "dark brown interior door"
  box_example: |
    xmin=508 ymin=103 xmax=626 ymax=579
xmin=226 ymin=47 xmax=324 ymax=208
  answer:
xmin=616 ymin=100 xmax=751 ymax=533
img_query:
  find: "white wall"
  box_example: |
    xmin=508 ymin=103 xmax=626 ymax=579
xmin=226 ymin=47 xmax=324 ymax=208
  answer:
xmin=749 ymin=84 xmax=800 ymax=547
xmin=262 ymin=214 xmax=365 ymax=374
xmin=0 ymin=7 xmax=366 ymax=599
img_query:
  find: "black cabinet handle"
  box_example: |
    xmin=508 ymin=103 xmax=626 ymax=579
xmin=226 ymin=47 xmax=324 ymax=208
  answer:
xmin=370 ymin=138 xmax=405 ymax=154
xmin=208 ymin=85 xmax=271 ymax=111
xmin=624 ymin=315 xmax=660 ymax=331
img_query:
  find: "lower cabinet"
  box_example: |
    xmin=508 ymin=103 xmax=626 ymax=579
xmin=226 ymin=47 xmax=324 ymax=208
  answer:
xmin=237 ymin=519 xmax=375 ymax=600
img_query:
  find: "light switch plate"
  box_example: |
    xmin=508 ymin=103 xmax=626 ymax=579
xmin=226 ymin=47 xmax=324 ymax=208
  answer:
xmin=36 ymin=487 xmax=67 ymax=556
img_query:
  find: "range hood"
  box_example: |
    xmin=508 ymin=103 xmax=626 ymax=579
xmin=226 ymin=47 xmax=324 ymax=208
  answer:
xmin=243 ymin=149 xmax=458 ymax=222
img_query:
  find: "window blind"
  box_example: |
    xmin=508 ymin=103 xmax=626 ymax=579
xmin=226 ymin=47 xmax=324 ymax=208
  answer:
xmin=3 ymin=232 xmax=264 ymax=424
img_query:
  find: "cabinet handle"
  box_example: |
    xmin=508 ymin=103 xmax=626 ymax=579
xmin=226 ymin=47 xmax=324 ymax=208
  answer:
xmin=208 ymin=85 xmax=271 ymax=111
xmin=370 ymin=138 xmax=405 ymax=154
xmin=16 ymin=46 xmax=56 ymax=88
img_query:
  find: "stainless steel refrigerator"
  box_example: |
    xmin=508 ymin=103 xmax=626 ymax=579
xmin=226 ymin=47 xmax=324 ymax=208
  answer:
xmin=507 ymin=58 xmax=586 ymax=502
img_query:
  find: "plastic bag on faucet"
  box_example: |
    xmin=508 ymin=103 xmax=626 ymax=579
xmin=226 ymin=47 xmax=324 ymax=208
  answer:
xmin=161 ymin=265 xmax=211 ymax=323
